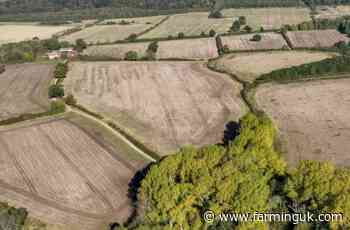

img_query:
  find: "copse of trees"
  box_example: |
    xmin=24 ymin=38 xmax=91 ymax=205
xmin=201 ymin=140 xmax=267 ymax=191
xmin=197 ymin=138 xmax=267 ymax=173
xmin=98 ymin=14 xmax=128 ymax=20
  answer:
xmin=125 ymin=51 xmax=138 ymax=60
xmin=257 ymin=55 xmax=350 ymax=83
xmin=123 ymin=113 xmax=286 ymax=229
xmin=54 ymin=62 xmax=68 ymax=79
xmin=48 ymin=84 xmax=65 ymax=98
xmin=231 ymin=20 xmax=241 ymax=32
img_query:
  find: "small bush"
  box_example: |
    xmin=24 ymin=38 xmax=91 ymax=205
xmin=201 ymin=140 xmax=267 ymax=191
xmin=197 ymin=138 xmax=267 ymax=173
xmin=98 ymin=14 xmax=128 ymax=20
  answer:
xmin=251 ymin=34 xmax=262 ymax=42
xmin=64 ymin=94 xmax=77 ymax=106
xmin=125 ymin=51 xmax=138 ymax=61
xmin=243 ymin=25 xmax=253 ymax=33
xmin=48 ymin=84 xmax=64 ymax=98
xmin=127 ymin=33 xmax=138 ymax=41
xmin=209 ymin=29 xmax=216 ymax=37
xmin=178 ymin=32 xmax=185 ymax=39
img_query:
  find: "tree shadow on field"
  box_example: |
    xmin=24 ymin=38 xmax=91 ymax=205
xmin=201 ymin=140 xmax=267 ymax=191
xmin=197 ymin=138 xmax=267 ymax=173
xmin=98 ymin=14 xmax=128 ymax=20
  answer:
xmin=221 ymin=121 xmax=240 ymax=146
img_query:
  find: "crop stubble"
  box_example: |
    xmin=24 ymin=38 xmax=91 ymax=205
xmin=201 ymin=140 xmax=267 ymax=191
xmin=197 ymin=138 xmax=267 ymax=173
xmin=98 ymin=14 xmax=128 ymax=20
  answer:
xmin=65 ymin=62 xmax=246 ymax=154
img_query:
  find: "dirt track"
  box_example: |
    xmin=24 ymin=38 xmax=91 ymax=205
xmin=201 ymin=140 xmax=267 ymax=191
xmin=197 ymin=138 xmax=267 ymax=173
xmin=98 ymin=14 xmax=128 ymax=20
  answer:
xmin=65 ymin=61 xmax=246 ymax=155
xmin=256 ymin=78 xmax=350 ymax=166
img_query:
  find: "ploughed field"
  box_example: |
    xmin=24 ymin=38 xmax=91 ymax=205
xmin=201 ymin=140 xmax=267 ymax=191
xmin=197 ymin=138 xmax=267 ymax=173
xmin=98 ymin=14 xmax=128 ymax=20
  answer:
xmin=255 ymin=78 xmax=350 ymax=166
xmin=61 ymin=16 xmax=165 ymax=44
xmin=0 ymin=115 xmax=148 ymax=229
xmin=0 ymin=23 xmax=75 ymax=45
xmin=221 ymin=32 xmax=289 ymax=51
xmin=83 ymin=37 xmax=218 ymax=60
xmin=285 ymin=30 xmax=350 ymax=48
xmin=65 ymin=62 xmax=246 ymax=155
xmin=211 ymin=51 xmax=335 ymax=82
xmin=0 ymin=64 xmax=53 ymax=121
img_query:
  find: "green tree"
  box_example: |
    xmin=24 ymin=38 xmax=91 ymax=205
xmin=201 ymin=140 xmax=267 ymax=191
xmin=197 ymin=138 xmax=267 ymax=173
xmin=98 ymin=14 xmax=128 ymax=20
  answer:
xmin=75 ymin=38 xmax=87 ymax=52
xmin=209 ymin=29 xmax=216 ymax=37
xmin=251 ymin=34 xmax=262 ymax=41
xmin=48 ymin=84 xmax=64 ymax=98
xmin=125 ymin=51 xmax=138 ymax=60
xmin=178 ymin=32 xmax=185 ymax=39
xmin=231 ymin=20 xmax=241 ymax=32
xmin=243 ymin=25 xmax=253 ymax=33
xmin=238 ymin=16 xmax=246 ymax=25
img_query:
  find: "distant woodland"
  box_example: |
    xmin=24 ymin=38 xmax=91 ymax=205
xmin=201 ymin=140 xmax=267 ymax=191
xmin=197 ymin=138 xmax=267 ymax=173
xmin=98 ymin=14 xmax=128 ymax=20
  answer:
xmin=0 ymin=0 xmax=350 ymax=21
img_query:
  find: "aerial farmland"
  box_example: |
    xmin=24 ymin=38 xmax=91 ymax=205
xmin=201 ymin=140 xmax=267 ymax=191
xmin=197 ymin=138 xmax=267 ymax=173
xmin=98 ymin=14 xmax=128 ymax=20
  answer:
xmin=0 ymin=114 xmax=149 ymax=229
xmin=0 ymin=64 xmax=54 ymax=121
xmin=255 ymin=78 xmax=350 ymax=166
xmin=211 ymin=51 xmax=335 ymax=82
xmin=285 ymin=29 xmax=350 ymax=48
xmin=65 ymin=61 xmax=246 ymax=154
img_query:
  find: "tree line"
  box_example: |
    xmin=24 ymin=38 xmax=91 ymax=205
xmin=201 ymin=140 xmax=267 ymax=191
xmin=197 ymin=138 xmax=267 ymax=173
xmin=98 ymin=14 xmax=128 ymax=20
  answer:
xmin=114 ymin=113 xmax=350 ymax=229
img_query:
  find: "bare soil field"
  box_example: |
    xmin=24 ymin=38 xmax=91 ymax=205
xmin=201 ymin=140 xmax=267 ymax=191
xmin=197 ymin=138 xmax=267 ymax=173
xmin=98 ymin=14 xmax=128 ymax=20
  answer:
xmin=255 ymin=78 xmax=350 ymax=166
xmin=65 ymin=61 xmax=246 ymax=155
xmin=139 ymin=12 xmax=233 ymax=39
xmin=0 ymin=64 xmax=54 ymax=121
xmin=84 ymin=38 xmax=218 ymax=60
xmin=61 ymin=16 xmax=165 ymax=44
xmin=0 ymin=23 xmax=75 ymax=45
xmin=221 ymin=32 xmax=289 ymax=51
xmin=83 ymin=42 xmax=150 ymax=60
xmin=0 ymin=114 xmax=149 ymax=229
xmin=211 ymin=51 xmax=335 ymax=82
xmin=222 ymin=7 xmax=311 ymax=30
xmin=285 ymin=30 xmax=350 ymax=48
xmin=315 ymin=5 xmax=350 ymax=19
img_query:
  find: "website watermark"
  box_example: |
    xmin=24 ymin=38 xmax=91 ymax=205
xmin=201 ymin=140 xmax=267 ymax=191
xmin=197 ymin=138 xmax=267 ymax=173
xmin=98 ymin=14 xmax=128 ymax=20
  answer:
xmin=203 ymin=210 xmax=344 ymax=225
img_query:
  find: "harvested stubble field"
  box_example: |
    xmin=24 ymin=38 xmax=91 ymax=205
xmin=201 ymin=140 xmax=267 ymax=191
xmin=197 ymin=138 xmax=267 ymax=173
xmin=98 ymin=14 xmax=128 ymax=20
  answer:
xmin=222 ymin=7 xmax=311 ymax=30
xmin=221 ymin=32 xmax=289 ymax=51
xmin=315 ymin=5 xmax=350 ymax=19
xmin=0 ymin=114 xmax=149 ymax=229
xmin=84 ymin=37 xmax=218 ymax=60
xmin=139 ymin=12 xmax=234 ymax=39
xmin=285 ymin=30 xmax=350 ymax=48
xmin=83 ymin=42 xmax=150 ymax=60
xmin=0 ymin=23 xmax=75 ymax=45
xmin=65 ymin=62 xmax=246 ymax=154
xmin=211 ymin=51 xmax=335 ymax=82
xmin=61 ymin=16 xmax=165 ymax=44
xmin=0 ymin=64 xmax=54 ymax=121
xmin=255 ymin=78 xmax=350 ymax=166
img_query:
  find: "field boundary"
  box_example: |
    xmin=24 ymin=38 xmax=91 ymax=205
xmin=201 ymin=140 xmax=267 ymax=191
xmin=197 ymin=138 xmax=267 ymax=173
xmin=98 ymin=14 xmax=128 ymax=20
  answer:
xmin=135 ymin=16 xmax=171 ymax=39
xmin=67 ymin=104 xmax=158 ymax=162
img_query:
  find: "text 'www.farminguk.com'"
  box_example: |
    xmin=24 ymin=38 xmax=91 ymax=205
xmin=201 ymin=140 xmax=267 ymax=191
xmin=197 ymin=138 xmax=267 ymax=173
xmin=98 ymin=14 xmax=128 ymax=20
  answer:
xmin=203 ymin=210 xmax=344 ymax=225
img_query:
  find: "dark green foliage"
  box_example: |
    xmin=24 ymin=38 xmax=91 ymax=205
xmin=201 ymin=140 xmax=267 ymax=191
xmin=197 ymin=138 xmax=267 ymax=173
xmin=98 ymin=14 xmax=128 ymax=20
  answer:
xmin=178 ymin=32 xmax=185 ymax=39
xmin=127 ymin=34 xmax=138 ymax=42
xmin=48 ymin=84 xmax=65 ymax=98
xmin=238 ymin=16 xmax=246 ymax=25
xmin=208 ymin=10 xmax=223 ymax=18
xmin=54 ymin=62 xmax=68 ymax=79
xmin=132 ymin=113 xmax=285 ymax=229
xmin=146 ymin=41 xmax=158 ymax=60
xmin=243 ymin=25 xmax=253 ymax=33
xmin=75 ymin=39 xmax=87 ymax=52
xmin=251 ymin=34 xmax=262 ymax=41
xmin=0 ymin=64 xmax=5 ymax=74
xmin=257 ymin=55 xmax=350 ymax=82
xmin=209 ymin=29 xmax=216 ymax=37
xmin=125 ymin=51 xmax=138 ymax=60
xmin=64 ymin=94 xmax=77 ymax=106
xmin=231 ymin=20 xmax=241 ymax=32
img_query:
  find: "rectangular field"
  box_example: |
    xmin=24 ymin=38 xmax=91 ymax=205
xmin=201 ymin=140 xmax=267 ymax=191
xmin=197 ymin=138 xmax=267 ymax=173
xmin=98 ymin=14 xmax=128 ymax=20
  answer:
xmin=83 ymin=38 xmax=218 ymax=60
xmin=222 ymin=7 xmax=311 ymax=30
xmin=65 ymin=62 xmax=247 ymax=155
xmin=139 ymin=12 xmax=233 ymax=39
xmin=285 ymin=30 xmax=350 ymax=48
xmin=221 ymin=32 xmax=289 ymax=51
xmin=315 ymin=5 xmax=350 ymax=19
xmin=0 ymin=114 xmax=149 ymax=229
xmin=255 ymin=78 xmax=350 ymax=166
xmin=0 ymin=23 xmax=75 ymax=45
xmin=0 ymin=64 xmax=54 ymax=121
xmin=211 ymin=51 xmax=335 ymax=82
xmin=61 ymin=16 xmax=165 ymax=44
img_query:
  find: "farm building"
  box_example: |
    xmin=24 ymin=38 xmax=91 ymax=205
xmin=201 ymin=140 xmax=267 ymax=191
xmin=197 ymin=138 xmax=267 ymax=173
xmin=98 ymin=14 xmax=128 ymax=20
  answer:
xmin=47 ymin=48 xmax=77 ymax=60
